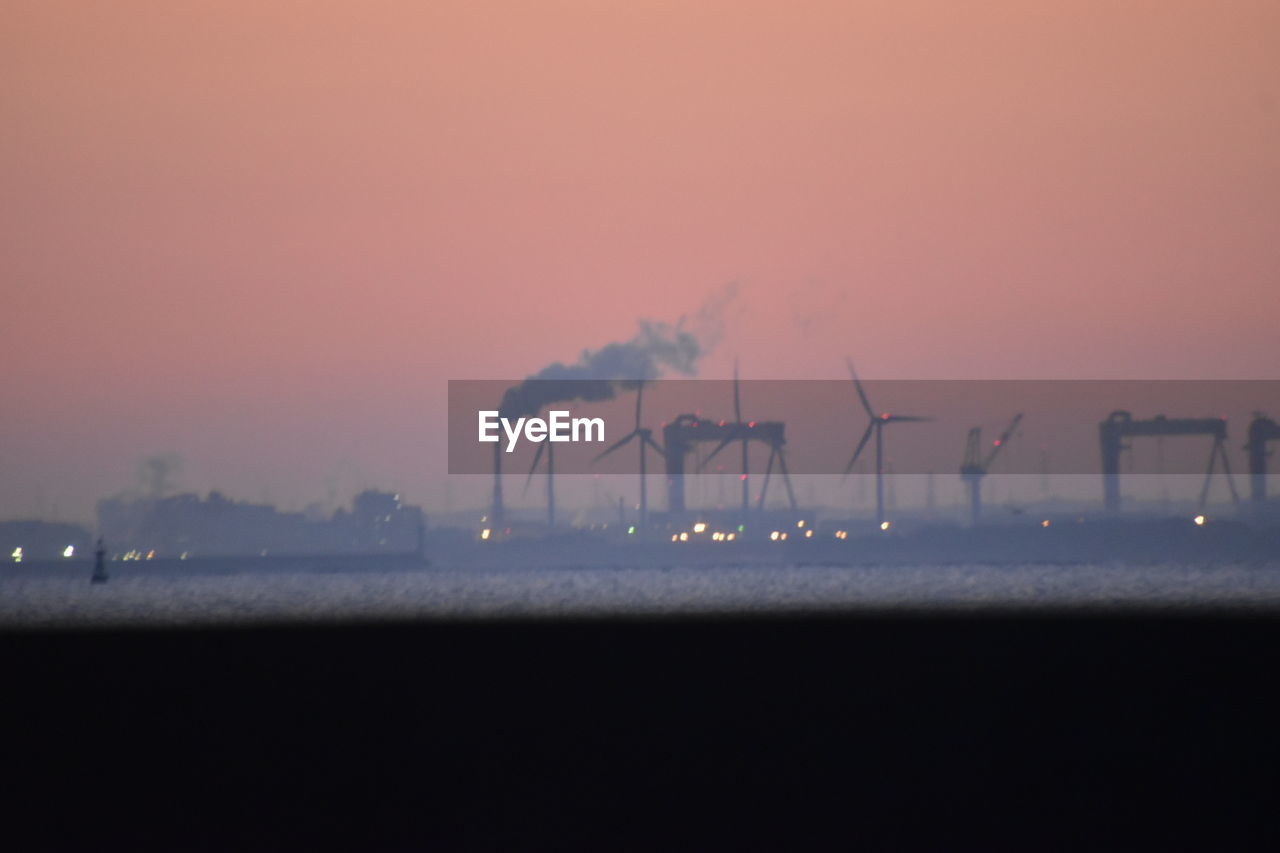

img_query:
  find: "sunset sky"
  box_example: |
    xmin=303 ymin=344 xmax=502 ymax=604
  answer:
xmin=3 ymin=1 xmax=1278 ymax=523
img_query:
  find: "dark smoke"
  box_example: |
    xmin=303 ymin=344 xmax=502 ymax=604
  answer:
xmin=499 ymin=284 xmax=738 ymax=418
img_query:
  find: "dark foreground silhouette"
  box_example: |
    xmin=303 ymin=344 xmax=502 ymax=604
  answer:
xmin=3 ymin=613 xmax=1279 ymax=850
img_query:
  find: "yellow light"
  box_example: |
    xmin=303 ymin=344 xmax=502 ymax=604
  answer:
xmin=780 ymin=532 xmax=788 ymax=541
xmin=770 ymin=530 xmax=779 ymax=541
xmin=805 ymin=529 xmax=813 ymax=538
xmin=480 ymin=528 xmax=491 ymax=540
xmin=679 ymin=532 xmax=689 ymax=541
xmin=11 ymin=547 xmax=21 ymax=563
xmin=693 ymin=522 xmax=707 ymax=533
xmin=880 ymin=521 xmax=891 ymax=531
xmin=147 ymin=550 xmax=155 ymax=560
xmin=727 ymin=533 xmax=736 ymax=541
xmin=63 ymin=545 xmax=75 ymax=558
xmin=671 ymin=534 xmax=679 ymax=542
xmin=797 ymin=520 xmax=805 ymax=528
xmin=1041 ymin=520 xmax=1050 ymax=528
xmin=1194 ymin=515 xmax=1206 ymax=526
xmin=180 ymin=551 xmax=188 ymax=560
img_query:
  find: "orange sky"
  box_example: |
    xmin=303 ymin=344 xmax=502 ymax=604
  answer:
xmin=3 ymin=1 xmax=1278 ymax=522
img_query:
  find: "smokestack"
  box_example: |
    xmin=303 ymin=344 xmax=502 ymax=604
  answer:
xmin=492 ymin=441 xmax=505 ymax=527
xmin=492 ymin=284 xmax=738 ymax=520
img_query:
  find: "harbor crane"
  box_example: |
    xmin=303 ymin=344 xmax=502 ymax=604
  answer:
xmin=1246 ymin=414 xmax=1280 ymax=503
xmin=1099 ymin=411 xmax=1240 ymax=513
xmin=664 ymin=414 xmax=796 ymax=516
xmin=960 ymin=413 xmax=1023 ymax=525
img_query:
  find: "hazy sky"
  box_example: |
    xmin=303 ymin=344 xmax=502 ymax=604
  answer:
xmin=3 ymin=1 xmax=1278 ymax=522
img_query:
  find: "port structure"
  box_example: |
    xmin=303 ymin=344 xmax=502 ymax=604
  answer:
xmin=663 ymin=414 xmax=795 ymax=516
xmin=960 ymin=413 xmax=1023 ymax=526
xmin=1246 ymin=414 xmax=1280 ymax=503
xmin=1099 ymin=411 xmax=1240 ymax=513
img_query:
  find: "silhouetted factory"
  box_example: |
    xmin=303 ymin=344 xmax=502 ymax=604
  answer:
xmin=94 ymin=489 xmax=425 ymax=559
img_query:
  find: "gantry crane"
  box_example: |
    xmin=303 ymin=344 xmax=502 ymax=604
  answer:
xmin=1246 ymin=414 xmax=1280 ymax=503
xmin=960 ymin=413 xmax=1023 ymax=525
xmin=1099 ymin=411 xmax=1239 ymax=513
xmin=663 ymin=414 xmax=796 ymax=516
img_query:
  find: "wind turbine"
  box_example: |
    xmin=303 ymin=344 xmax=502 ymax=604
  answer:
xmin=592 ymin=382 xmax=665 ymax=528
xmin=843 ymin=358 xmax=933 ymax=526
xmin=700 ymin=360 xmax=796 ymax=514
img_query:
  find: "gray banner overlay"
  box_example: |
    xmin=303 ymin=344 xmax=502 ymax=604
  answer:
xmin=449 ymin=379 xmax=1280 ymax=477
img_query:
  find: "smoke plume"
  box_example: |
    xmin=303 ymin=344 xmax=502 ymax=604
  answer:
xmin=499 ymin=283 xmax=739 ymax=418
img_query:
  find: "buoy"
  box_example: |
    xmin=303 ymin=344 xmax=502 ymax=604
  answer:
xmin=91 ymin=537 xmax=109 ymax=584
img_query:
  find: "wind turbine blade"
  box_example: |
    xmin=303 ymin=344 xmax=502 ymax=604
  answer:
xmin=845 ymin=357 xmax=875 ymax=419
xmin=642 ymin=434 xmax=666 ymax=457
xmin=843 ymin=422 xmax=876 ymax=477
xmin=733 ymin=359 xmax=742 ymax=422
xmin=886 ymin=415 xmax=934 ymax=423
xmin=522 ymin=442 xmax=546 ymax=496
xmin=592 ymin=430 xmax=639 ymax=463
xmin=634 ymin=382 xmax=644 ymax=431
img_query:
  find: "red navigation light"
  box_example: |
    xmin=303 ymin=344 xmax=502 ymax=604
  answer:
xmin=881 ymin=413 xmax=889 ymax=420
xmin=718 ymin=420 xmax=725 ymax=427
xmin=993 ymin=439 xmax=1001 ymax=447
xmin=740 ymin=474 xmax=747 ymax=480
xmin=748 ymin=421 xmax=756 ymax=428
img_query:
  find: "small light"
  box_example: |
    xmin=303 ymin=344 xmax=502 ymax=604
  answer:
xmin=180 ymin=551 xmax=189 ymax=560
xmin=627 ymin=526 xmax=636 ymax=535
xmin=805 ymin=530 xmax=813 ymax=538
xmin=693 ymin=522 xmax=707 ymax=533
xmin=880 ymin=521 xmax=891 ymax=531
xmin=679 ymin=532 xmax=689 ymax=541
xmin=11 ymin=547 xmax=21 ymax=563
xmin=770 ymin=531 xmax=780 ymax=541
xmin=737 ymin=524 xmax=745 ymax=532
xmin=797 ymin=520 xmax=805 ymax=528
xmin=63 ymin=545 xmax=75 ymax=558
xmin=147 ymin=550 xmax=155 ymax=560
xmin=1194 ymin=515 xmax=1206 ymax=526
xmin=1041 ymin=520 xmax=1050 ymax=528
xmin=726 ymin=533 xmax=736 ymax=541
xmin=481 ymin=528 xmax=491 ymax=540
xmin=671 ymin=534 xmax=679 ymax=542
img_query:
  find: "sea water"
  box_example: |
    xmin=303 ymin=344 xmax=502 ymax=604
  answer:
xmin=3 ymin=556 xmax=1280 ymax=628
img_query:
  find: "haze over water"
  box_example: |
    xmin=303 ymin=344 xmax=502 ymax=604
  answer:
xmin=4 ymin=1 xmax=1279 ymax=526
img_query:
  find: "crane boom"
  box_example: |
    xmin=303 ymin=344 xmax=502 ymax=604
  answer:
xmin=982 ymin=413 xmax=1024 ymax=471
